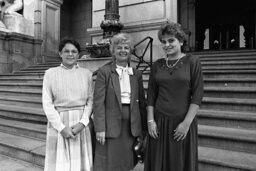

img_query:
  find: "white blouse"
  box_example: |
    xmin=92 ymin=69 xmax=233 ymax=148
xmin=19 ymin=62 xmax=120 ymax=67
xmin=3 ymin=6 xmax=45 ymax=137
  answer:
xmin=116 ymin=64 xmax=133 ymax=104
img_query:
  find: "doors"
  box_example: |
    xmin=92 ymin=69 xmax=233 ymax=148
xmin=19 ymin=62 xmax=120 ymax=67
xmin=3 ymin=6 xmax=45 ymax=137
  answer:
xmin=179 ymin=0 xmax=256 ymax=51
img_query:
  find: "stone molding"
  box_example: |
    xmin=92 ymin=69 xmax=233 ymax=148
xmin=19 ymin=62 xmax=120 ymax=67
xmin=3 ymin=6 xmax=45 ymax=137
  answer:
xmin=43 ymin=0 xmax=63 ymax=6
xmin=87 ymin=18 xmax=167 ymax=37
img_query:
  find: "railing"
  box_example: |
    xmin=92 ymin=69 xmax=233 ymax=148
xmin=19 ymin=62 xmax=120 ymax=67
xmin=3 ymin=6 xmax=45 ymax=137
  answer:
xmin=132 ymin=36 xmax=153 ymax=73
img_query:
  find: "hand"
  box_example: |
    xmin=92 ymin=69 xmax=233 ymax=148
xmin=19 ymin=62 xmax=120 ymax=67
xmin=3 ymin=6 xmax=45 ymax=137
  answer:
xmin=71 ymin=123 xmax=85 ymax=136
xmin=173 ymin=121 xmax=190 ymax=141
xmin=60 ymin=126 xmax=75 ymax=139
xmin=96 ymin=132 xmax=106 ymax=145
xmin=148 ymin=121 xmax=158 ymax=139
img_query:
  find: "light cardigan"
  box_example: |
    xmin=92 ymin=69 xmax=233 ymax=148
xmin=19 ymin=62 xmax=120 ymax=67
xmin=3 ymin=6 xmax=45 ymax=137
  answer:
xmin=42 ymin=65 xmax=93 ymax=132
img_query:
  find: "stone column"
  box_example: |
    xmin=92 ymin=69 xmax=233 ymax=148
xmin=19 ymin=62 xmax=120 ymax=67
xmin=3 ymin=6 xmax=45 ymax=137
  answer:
xmin=40 ymin=0 xmax=63 ymax=62
xmin=165 ymin=0 xmax=178 ymax=22
xmin=100 ymin=0 xmax=123 ymax=39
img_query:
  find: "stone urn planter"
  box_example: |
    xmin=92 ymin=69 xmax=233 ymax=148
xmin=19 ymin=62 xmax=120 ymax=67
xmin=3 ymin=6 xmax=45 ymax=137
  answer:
xmin=85 ymin=43 xmax=111 ymax=58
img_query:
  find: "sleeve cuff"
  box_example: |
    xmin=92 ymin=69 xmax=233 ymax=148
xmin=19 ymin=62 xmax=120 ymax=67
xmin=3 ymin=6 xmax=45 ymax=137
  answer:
xmin=79 ymin=118 xmax=89 ymax=127
xmin=56 ymin=124 xmax=66 ymax=132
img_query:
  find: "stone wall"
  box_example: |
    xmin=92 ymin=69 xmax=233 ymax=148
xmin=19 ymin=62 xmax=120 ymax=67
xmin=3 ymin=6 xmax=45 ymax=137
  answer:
xmin=0 ymin=32 xmax=42 ymax=73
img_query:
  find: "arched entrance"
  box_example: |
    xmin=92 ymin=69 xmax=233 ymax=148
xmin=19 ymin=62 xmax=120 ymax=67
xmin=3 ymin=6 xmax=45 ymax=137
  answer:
xmin=179 ymin=0 xmax=256 ymax=51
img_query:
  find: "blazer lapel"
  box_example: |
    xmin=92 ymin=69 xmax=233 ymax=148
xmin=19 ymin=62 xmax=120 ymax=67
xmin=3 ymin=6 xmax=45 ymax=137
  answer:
xmin=111 ymin=64 xmax=122 ymax=109
xmin=130 ymin=70 xmax=136 ymax=110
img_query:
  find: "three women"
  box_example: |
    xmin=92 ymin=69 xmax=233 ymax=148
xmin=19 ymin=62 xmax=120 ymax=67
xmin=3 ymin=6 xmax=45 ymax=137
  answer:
xmin=43 ymin=21 xmax=203 ymax=170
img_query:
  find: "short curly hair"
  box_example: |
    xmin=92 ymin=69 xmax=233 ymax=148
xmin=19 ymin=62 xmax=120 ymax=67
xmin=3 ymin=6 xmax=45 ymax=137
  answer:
xmin=158 ymin=21 xmax=187 ymax=43
xmin=110 ymin=33 xmax=133 ymax=62
xmin=59 ymin=37 xmax=81 ymax=53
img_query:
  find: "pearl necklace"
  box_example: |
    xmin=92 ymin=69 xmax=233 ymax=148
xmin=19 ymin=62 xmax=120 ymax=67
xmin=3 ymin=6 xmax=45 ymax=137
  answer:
xmin=165 ymin=55 xmax=183 ymax=69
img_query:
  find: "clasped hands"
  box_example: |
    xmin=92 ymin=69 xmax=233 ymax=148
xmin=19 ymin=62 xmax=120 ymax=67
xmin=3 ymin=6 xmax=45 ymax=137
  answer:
xmin=148 ymin=120 xmax=190 ymax=141
xmin=60 ymin=123 xmax=85 ymax=139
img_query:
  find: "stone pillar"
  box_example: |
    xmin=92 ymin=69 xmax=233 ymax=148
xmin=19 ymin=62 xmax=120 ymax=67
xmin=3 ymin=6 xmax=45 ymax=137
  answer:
xmin=100 ymin=0 xmax=123 ymax=39
xmin=165 ymin=0 xmax=178 ymax=22
xmin=40 ymin=0 xmax=63 ymax=62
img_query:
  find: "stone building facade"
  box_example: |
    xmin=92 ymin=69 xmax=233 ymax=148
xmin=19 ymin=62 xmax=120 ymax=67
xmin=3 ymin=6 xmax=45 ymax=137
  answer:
xmin=0 ymin=0 xmax=255 ymax=73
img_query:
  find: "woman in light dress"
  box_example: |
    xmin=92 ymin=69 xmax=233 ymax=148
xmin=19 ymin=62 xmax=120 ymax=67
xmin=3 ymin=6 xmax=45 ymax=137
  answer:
xmin=43 ymin=38 xmax=93 ymax=171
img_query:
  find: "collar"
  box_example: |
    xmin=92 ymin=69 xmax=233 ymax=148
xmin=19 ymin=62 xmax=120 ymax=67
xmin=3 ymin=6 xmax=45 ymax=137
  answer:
xmin=116 ymin=64 xmax=133 ymax=75
xmin=60 ymin=63 xmax=79 ymax=70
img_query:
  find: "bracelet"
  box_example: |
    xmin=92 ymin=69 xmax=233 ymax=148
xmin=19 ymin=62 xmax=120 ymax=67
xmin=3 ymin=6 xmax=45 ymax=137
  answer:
xmin=147 ymin=120 xmax=154 ymax=123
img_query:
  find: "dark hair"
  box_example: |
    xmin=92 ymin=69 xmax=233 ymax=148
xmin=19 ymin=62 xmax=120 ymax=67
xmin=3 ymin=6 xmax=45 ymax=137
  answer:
xmin=158 ymin=21 xmax=187 ymax=43
xmin=59 ymin=37 xmax=81 ymax=53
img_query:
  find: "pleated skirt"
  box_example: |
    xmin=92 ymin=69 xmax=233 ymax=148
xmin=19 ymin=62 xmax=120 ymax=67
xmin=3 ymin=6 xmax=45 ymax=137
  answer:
xmin=44 ymin=109 xmax=93 ymax=171
xmin=94 ymin=105 xmax=136 ymax=171
xmin=144 ymin=112 xmax=198 ymax=171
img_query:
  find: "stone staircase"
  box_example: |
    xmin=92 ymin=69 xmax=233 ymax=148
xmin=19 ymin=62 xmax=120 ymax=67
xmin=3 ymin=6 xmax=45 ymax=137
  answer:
xmin=0 ymin=62 xmax=59 ymax=170
xmin=196 ymin=51 xmax=256 ymax=171
xmin=0 ymin=50 xmax=256 ymax=170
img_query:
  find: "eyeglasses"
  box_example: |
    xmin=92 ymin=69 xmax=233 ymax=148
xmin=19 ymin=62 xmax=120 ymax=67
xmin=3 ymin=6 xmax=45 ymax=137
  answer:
xmin=62 ymin=50 xmax=78 ymax=55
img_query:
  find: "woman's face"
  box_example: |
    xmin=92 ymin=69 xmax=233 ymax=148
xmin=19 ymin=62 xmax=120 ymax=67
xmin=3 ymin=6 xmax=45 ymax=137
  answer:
xmin=113 ymin=43 xmax=131 ymax=65
xmin=161 ymin=34 xmax=183 ymax=56
xmin=59 ymin=43 xmax=79 ymax=69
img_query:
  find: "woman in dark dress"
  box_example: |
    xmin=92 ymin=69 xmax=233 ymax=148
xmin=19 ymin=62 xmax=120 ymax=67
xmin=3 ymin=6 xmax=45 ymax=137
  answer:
xmin=93 ymin=33 xmax=147 ymax=171
xmin=144 ymin=21 xmax=204 ymax=171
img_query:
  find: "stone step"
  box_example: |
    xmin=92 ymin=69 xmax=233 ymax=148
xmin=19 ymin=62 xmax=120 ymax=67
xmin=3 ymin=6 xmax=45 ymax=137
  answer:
xmin=0 ymin=104 xmax=46 ymax=123
xmin=0 ymin=118 xmax=46 ymax=140
xmin=0 ymin=73 xmax=44 ymax=79
xmin=198 ymin=109 xmax=256 ymax=129
xmin=0 ymin=82 xmax=42 ymax=90
xmin=198 ymin=146 xmax=256 ymax=171
xmin=201 ymin=97 xmax=256 ymax=112
xmin=201 ymin=60 xmax=256 ymax=65
xmin=21 ymin=67 xmax=52 ymax=72
xmin=199 ymin=55 xmax=256 ymax=61
xmin=26 ymin=64 xmax=59 ymax=69
xmin=0 ymin=88 xmax=42 ymax=98
xmin=0 ymin=132 xmax=45 ymax=167
xmin=203 ymin=78 xmax=256 ymax=87
xmin=34 ymin=62 xmax=60 ymax=66
xmin=0 ymin=95 xmax=42 ymax=108
xmin=203 ymin=86 xmax=256 ymax=99
xmin=0 ymin=78 xmax=43 ymax=84
xmin=198 ymin=125 xmax=256 ymax=154
xmin=0 ymin=154 xmax=43 ymax=171
xmin=202 ymin=70 xmax=256 ymax=78
xmin=202 ymin=65 xmax=256 ymax=70
xmin=196 ymin=50 xmax=256 ymax=58
xmin=14 ymin=70 xmax=46 ymax=74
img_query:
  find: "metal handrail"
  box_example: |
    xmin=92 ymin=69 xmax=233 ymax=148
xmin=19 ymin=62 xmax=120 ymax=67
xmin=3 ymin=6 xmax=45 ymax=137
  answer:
xmin=132 ymin=36 xmax=153 ymax=73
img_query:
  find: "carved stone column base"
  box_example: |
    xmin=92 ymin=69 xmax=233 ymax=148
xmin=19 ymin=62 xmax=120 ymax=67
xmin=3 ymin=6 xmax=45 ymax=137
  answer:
xmin=3 ymin=14 xmax=33 ymax=36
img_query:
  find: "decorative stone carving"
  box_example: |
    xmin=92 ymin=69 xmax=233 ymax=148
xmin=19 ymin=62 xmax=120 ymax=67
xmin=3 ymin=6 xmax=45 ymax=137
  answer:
xmin=0 ymin=0 xmax=23 ymax=29
xmin=0 ymin=0 xmax=35 ymax=36
xmin=0 ymin=0 xmax=23 ymax=16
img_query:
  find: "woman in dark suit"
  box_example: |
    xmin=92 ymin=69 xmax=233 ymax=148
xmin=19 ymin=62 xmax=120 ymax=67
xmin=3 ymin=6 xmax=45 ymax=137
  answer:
xmin=93 ymin=33 xmax=147 ymax=171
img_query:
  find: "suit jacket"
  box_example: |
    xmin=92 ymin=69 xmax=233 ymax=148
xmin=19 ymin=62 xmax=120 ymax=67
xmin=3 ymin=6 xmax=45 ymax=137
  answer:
xmin=93 ymin=62 xmax=147 ymax=138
